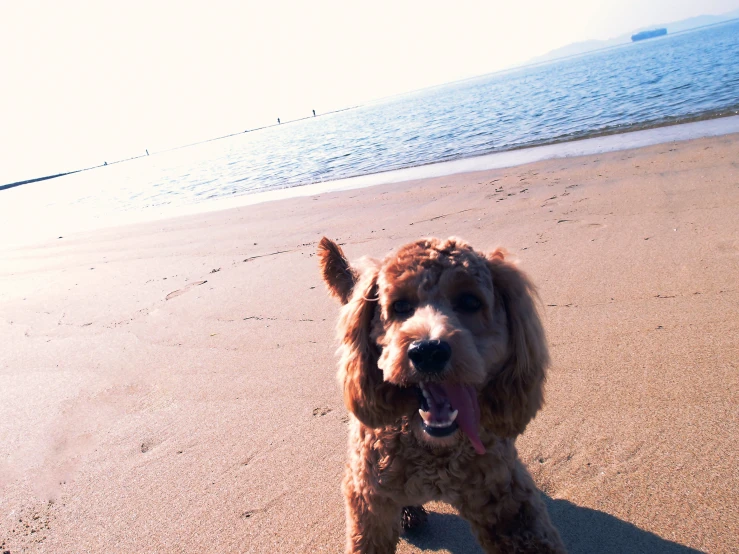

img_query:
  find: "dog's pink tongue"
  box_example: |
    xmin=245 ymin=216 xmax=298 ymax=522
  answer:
xmin=442 ymin=383 xmax=485 ymax=454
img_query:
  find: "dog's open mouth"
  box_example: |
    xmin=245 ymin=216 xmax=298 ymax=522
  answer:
xmin=417 ymin=382 xmax=485 ymax=454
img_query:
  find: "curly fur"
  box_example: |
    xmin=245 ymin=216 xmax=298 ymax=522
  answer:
xmin=318 ymin=236 xmax=565 ymax=554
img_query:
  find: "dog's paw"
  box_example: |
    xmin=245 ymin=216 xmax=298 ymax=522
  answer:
xmin=401 ymin=505 xmax=428 ymax=532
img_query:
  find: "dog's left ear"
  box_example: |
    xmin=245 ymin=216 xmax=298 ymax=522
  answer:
xmin=482 ymin=248 xmax=549 ymax=437
xmin=318 ymin=237 xmax=357 ymax=305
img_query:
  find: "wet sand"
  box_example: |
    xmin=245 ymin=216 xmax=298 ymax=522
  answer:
xmin=1 ymin=133 xmax=737 ymax=553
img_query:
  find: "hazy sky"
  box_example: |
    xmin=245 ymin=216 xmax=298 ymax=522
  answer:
xmin=1 ymin=0 xmax=738 ymax=182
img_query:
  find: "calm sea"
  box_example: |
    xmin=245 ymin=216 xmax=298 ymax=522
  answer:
xmin=2 ymin=19 xmax=739 ymax=241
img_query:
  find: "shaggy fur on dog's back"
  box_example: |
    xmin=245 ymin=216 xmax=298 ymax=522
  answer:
xmin=319 ymin=236 xmax=565 ymax=554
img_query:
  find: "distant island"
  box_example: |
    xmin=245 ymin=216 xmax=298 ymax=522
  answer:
xmin=632 ymin=28 xmax=667 ymax=42
xmin=527 ymin=8 xmax=739 ymax=65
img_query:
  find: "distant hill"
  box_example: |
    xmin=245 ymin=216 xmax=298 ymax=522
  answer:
xmin=528 ymin=8 xmax=739 ymax=65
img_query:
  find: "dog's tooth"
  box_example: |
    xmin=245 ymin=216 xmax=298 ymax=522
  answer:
xmin=449 ymin=409 xmax=459 ymax=423
xmin=418 ymin=409 xmax=433 ymax=424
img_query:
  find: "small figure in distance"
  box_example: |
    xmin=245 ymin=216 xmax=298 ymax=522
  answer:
xmin=313 ymin=109 xmax=316 ymax=117
xmin=277 ymin=118 xmax=281 ymax=124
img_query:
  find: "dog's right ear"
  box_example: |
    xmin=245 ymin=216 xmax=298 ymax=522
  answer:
xmin=318 ymin=237 xmax=357 ymax=305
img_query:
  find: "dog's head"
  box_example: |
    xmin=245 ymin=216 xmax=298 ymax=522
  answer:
xmin=318 ymin=236 xmax=548 ymax=454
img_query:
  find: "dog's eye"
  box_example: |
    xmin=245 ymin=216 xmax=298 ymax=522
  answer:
xmin=455 ymin=293 xmax=482 ymax=313
xmin=392 ymin=300 xmax=414 ymax=316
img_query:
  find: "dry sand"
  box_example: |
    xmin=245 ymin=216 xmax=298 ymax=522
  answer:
xmin=1 ymin=134 xmax=737 ymax=553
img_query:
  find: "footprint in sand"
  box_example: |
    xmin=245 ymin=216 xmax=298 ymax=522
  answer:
xmin=165 ymin=280 xmax=207 ymax=300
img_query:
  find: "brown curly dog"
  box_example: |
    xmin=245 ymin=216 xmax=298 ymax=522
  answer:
xmin=318 ymin=236 xmax=565 ymax=554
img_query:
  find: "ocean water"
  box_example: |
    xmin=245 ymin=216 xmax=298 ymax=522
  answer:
xmin=2 ymin=19 xmax=739 ymax=243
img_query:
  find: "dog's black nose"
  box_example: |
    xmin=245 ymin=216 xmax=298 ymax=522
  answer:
xmin=408 ymin=340 xmax=452 ymax=374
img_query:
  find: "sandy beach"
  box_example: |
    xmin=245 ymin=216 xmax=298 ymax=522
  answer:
xmin=1 ymin=133 xmax=737 ymax=553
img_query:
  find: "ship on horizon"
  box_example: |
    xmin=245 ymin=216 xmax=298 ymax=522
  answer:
xmin=632 ymin=28 xmax=668 ymax=42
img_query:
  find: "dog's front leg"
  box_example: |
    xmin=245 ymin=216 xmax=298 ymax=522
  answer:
xmin=343 ymin=471 xmax=402 ymax=554
xmin=455 ymin=463 xmax=566 ymax=553
xmin=460 ymin=501 xmax=565 ymax=554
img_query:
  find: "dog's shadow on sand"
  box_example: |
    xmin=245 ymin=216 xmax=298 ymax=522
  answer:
xmin=403 ymin=496 xmax=704 ymax=553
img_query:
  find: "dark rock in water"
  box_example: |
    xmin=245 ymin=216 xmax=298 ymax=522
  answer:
xmin=632 ymin=28 xmax=667 ymax=42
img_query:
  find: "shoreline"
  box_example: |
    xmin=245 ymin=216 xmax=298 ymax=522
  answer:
xmin=1 ymin=115 xmax=738 ymax=251
xmin=3 ymin=108 xmax=738 ymax=195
